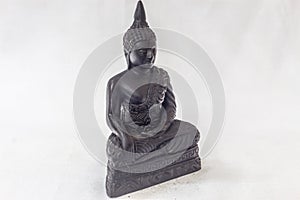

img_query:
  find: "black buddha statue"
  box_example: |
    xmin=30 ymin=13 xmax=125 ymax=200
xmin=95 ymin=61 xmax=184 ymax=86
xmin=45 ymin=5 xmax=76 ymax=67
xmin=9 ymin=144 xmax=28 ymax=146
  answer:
xmin=105 ymin=1 xmax=201 ymax=197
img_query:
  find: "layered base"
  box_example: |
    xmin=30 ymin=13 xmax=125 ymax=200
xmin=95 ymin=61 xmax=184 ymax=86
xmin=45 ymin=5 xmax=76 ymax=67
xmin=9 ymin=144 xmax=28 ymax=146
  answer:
xmin=105 ymin=120 xmax=201 ymax=197
xmin=106 ymin=145 xmax=201 ymax=197
xmin=106 ymin=156 xmax=201 ymax=198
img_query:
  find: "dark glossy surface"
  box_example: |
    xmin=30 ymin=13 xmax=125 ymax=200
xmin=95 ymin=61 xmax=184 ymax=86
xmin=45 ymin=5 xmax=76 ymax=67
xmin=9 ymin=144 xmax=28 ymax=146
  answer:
xmin=105 ymin=1 xmax=201 ymax=197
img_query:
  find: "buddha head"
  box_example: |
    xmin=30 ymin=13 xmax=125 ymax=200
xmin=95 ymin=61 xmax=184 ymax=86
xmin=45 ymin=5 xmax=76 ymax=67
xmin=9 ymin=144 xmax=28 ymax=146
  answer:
xmin=123 ymin=1 xmax=157 ymax=69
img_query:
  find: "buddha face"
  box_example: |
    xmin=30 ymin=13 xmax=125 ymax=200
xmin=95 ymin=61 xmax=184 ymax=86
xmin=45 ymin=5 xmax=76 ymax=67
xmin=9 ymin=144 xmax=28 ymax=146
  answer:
xmin=127 ymin=40 xmax=156 ymax=68
xmin=129 ymin=48 xmax=156 ymax=67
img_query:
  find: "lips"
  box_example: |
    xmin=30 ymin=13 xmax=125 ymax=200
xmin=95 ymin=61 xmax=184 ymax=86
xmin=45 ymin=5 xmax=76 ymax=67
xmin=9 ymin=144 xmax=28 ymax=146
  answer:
xmin=145 ymin=60 xmax=152 ymax=64
xmin=158 ymin=94 xmax=165 ymax=102
xmin=145 ymin=57 xmax=153 ymax=63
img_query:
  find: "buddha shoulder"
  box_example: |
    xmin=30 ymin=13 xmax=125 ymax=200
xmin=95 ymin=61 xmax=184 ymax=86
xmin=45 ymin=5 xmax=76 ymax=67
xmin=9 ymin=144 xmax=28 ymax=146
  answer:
xmin=107 ymin=70 xmax=127 ymax=90
xmin=152 ymin=66 xmax=169 ymax=79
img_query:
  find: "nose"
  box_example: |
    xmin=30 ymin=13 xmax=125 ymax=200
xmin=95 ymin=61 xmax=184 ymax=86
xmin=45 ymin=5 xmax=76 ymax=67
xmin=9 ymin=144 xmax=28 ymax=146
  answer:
xmin=146 ymin=49 xmax=153 ymax=59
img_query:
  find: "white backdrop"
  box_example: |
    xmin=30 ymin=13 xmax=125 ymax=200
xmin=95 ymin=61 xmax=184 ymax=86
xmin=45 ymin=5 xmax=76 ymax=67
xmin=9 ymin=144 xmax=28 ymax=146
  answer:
xmin=1 ymin=0 xmax=300 ymax=199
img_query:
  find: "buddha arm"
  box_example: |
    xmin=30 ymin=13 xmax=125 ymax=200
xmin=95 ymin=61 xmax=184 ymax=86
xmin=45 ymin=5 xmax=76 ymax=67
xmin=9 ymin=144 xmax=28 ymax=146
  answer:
xmin=106 ymin=78 xmax=135 ymax=151
xmin=161 ymin=77 xmax=177 ymax=132
xmin=106 ymin=79 xmax=119 ymax=134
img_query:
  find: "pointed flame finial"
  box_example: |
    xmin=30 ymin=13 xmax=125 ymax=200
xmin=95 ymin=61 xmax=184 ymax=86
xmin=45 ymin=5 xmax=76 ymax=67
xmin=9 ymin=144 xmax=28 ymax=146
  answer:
xmin=130 ymin=0 xmax=149 ymax=29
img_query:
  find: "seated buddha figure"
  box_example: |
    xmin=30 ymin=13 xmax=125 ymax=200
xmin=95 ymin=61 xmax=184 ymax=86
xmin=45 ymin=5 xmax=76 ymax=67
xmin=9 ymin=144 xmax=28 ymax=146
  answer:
xmin=105 ymin=1 xmax=201 ymax=198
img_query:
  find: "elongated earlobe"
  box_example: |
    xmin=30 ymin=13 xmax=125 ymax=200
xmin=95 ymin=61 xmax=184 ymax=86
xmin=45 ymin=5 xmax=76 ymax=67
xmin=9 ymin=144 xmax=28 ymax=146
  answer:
xmin=125 ymin=51 xmax=132 ymax=69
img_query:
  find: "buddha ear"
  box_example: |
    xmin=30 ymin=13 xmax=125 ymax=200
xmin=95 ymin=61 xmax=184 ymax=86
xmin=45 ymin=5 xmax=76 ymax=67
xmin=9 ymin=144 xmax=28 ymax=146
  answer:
xmin=125 ymin=51 xmax=131 ymax=68
xmin=153 ymin=48 xmax=157 ymax=58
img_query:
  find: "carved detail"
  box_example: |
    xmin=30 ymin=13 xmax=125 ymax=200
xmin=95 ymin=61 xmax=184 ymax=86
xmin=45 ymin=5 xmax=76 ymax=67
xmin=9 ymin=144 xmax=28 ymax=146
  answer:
xmin=106 ymin=157 xmax=201 ymax=198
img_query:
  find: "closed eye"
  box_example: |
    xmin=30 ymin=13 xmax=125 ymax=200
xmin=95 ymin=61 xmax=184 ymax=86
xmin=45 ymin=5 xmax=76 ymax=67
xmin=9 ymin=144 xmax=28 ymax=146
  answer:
xmin=138 ymin=49 xmax=147 ymax=55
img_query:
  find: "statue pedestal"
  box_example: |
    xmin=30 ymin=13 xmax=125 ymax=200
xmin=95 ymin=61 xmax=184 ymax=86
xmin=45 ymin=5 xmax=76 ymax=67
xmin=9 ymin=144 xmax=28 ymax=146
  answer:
xmin=106 ymin=155 xmax=200 ymax=198
xmin=105 ymin=120 xmax=201 ymax=198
